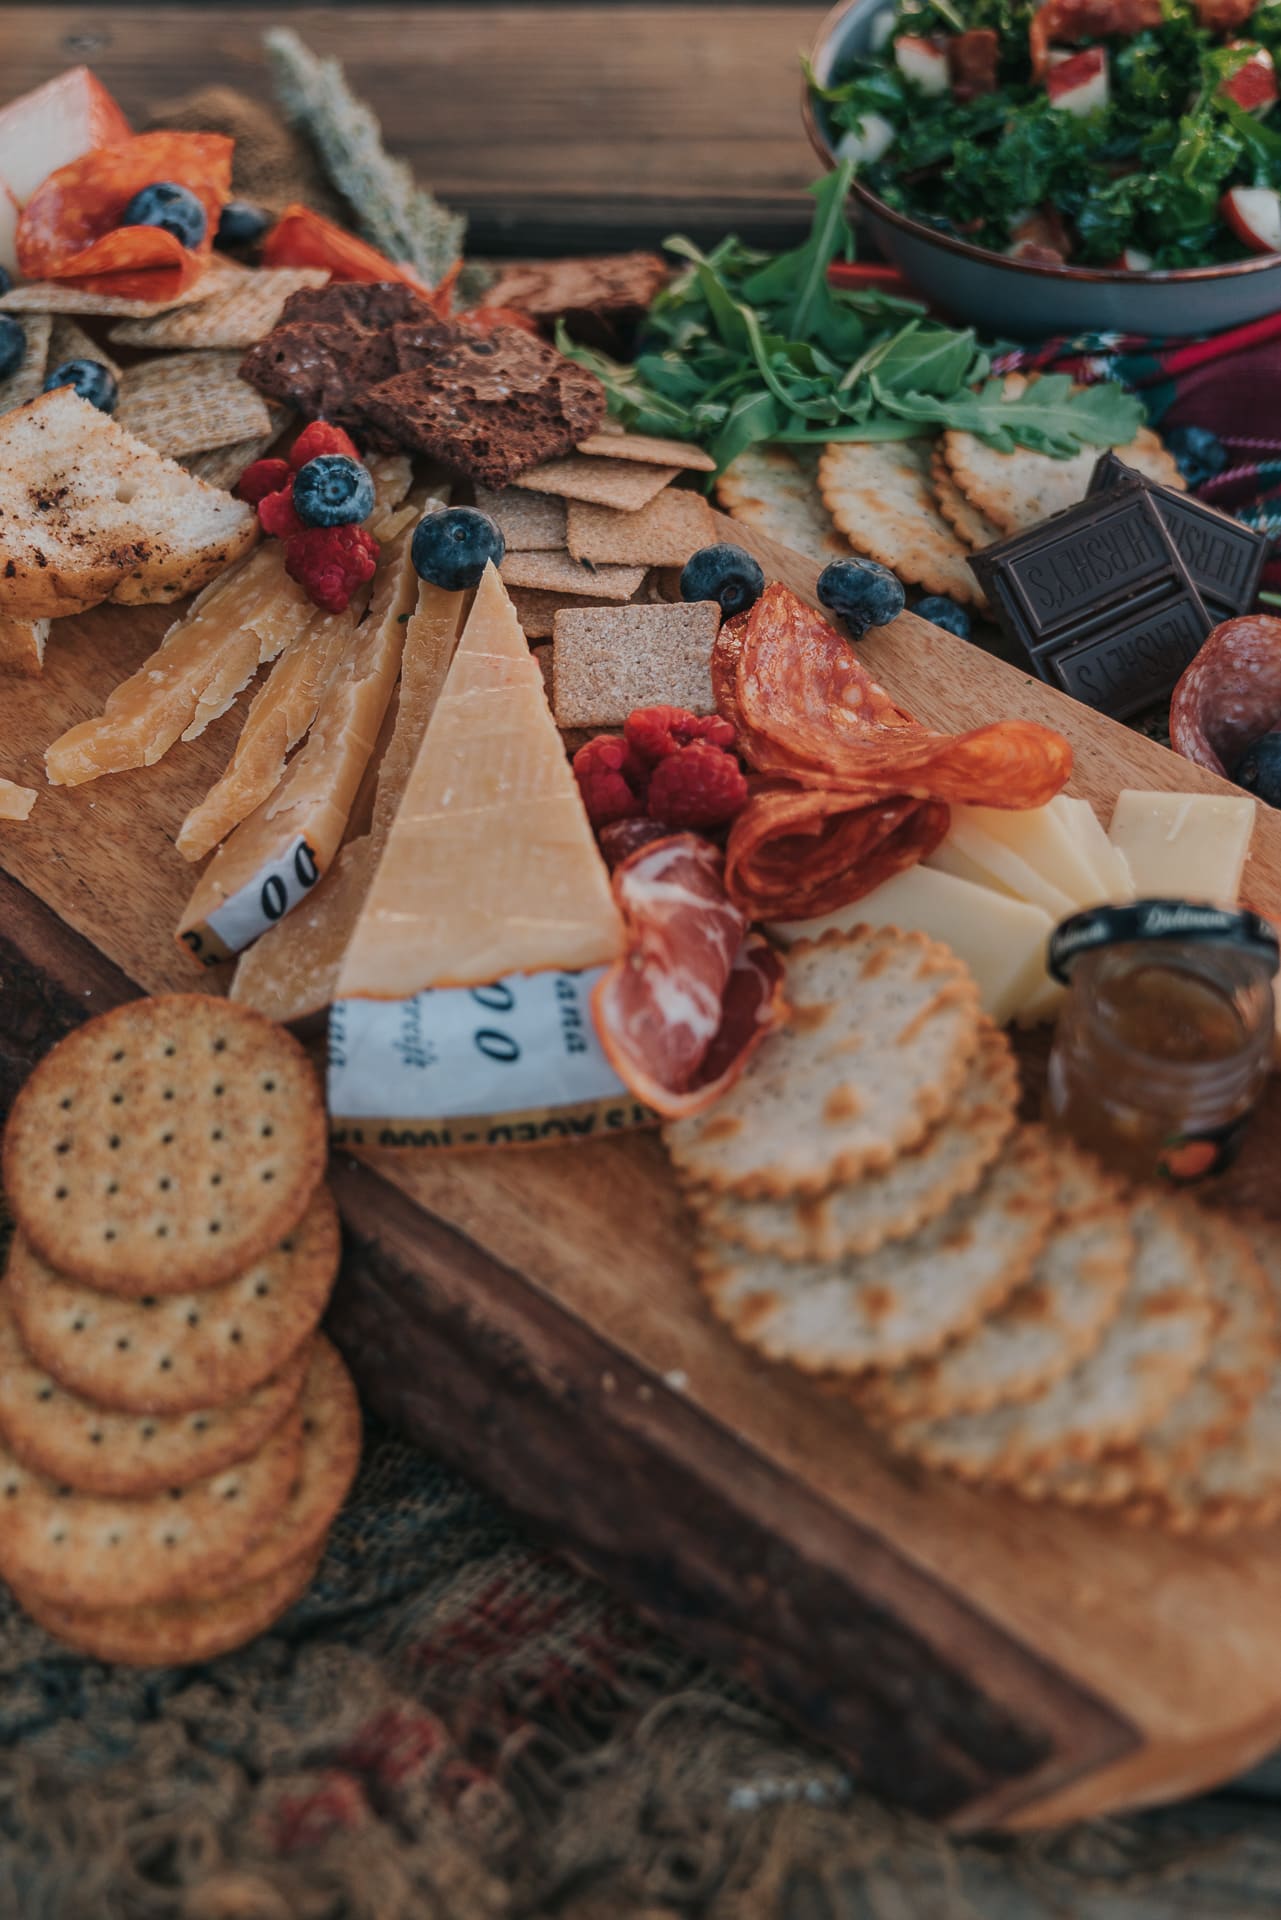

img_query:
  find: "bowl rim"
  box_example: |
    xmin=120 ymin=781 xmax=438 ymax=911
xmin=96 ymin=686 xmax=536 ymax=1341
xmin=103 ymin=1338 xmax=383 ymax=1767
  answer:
xmin=803 ymin=0 xmax=1281 ymax=288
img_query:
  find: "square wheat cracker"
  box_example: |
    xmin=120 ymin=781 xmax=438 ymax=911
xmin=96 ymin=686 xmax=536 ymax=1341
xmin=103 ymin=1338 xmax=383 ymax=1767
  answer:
xmin=108 ymin=267 xmax=329 ymax=351
xmin=500 ymin=549 xmax=646 ymax=599
xmin=574 ymin=429 xmax=716 ymax=472
xmin=48 ymin=315 xmax=121 ymax=382
xmin=567 ymin=486 xmax=715 ymax=567
xmin=474 ymin=484 xmax=567 ymax=551
xmin=116 ymin=350 xmax=274 ymax=458
xmin=0 ymin=254 xmax=246 ymax=319
xmin=553 ymin=600 xmax=721 ymax=726
xmin=512 ymin=454 xmax=678 ymax=510
xmin=509 ymin=584 xmax=637 ymax=639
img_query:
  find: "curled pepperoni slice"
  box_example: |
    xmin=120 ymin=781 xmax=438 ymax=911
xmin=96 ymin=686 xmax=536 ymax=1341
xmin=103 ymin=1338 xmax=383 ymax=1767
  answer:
xmin=725 ymin=782 xmax=950 ymax=920
xmin=18 ymin=131 xmax=232 ymax=295
xmin=263 ymin=204 xmax=456 ymax=310
xmin=1170 ymin=615 xmax=1281 ymax=777
xmin=591 ymin=834 xmax=786 ymax=1117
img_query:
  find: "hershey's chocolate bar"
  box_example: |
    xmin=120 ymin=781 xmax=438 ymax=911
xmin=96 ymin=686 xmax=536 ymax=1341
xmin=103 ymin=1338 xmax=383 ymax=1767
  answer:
xmin=1087 ymin=450 xmax=1266 ymax=621
xmin=969 ymin=482 xmax=1213 ymax=721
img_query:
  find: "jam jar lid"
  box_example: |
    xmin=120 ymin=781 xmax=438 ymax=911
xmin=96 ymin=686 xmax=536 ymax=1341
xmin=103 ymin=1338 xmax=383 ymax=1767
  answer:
xmin=1048 ymin=899 xmax=1280 ymax=986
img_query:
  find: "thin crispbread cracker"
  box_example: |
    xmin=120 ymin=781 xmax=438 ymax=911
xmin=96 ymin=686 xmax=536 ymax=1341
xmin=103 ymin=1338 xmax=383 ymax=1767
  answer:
xmin=818 ymin=439 xmax=984 ymax=606
xmin=116 ymin=349 xmax=274 ymax=458
xmin=1028 ymin=1210 xmax=1276 ymax=1511
xmin=3 ymin=996 xmax=328 ymax=1293
xmin=666 ymin=927 xmax=981 ymax=1200
xmin=574 ymin=429 xmax=716 ymax=472
xmin=510 ymin=584 xmax=637 ymax=640
xmin=6 ymin=1190 xmax=339 ymax=1415
xmin=19 ymin=1544 xmax=319 ymax=1668
xmin=855 ymin=1141 xmax=1131 ymax=1423
xmin=48 ymin=316 xmax=120 ymax=382
xmin=0 ymin=1287 xmax=309 ymax=1497
xmin=942 ymin=374 xmax=1184 ymax=535
xmin=108 ymin=267 xmax=329 ymax=350
xmin=930 ymin=446 xmax=1001 ymax=552
xmin=512 ymin=454 xmax=678 ymax=510
xmin=697 ymin=1020 xmax=1018 ymax=1261
xmin=698 ymin=1127 xmax=1055 ymax=1376
xmin=182 ymin=427 xmax=283 ymax=491
xmin=0 ymin=259 xmax=245 ymax=319
xmin=499 ymin=548 xmax=646 ymax=600
xmin=0 ymin=1405 xmax=301 ymax=1609
xmin=552 ymin=599 xmax=720 ymax=727
xmin=716 ymin=444 xmax=850 ymax=568
xmin=474 ymin=484 xmax=567 ymax=552
xmin=567 ymin=486 xmax=716 ymax=567
xmin=532 ymin=641 xmax=554 ymax=699
xmin=886 ymin=1195 xmax=1213 ymax=1483
xmin=0 ymin=312 xmax=51 ymax=415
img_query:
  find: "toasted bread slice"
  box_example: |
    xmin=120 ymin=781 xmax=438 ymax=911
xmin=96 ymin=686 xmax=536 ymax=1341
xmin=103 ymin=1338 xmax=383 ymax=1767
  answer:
xmin=0 ymin=389 xmax=257 ymax=620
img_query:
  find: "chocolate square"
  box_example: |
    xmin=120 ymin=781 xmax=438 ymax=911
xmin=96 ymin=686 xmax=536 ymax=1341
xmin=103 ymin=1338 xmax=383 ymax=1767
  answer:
xmin=1087 ymin=450 xmax=1266 ymax=621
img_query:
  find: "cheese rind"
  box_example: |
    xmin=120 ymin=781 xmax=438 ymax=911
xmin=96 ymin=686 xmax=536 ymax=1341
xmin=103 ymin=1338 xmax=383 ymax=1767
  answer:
xmin=1108 ymin=790 xmax=1256 ymax=905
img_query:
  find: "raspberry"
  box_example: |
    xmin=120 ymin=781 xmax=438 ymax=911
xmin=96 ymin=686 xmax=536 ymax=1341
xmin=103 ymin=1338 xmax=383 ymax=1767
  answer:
xmin=624 ymin=704 xmax=737 ymax=764
xmin=284 ymin=523 xmax=380 ymax=614
xmin=235 ymin=457 xmax=290 ymax=506
xmin=572 ymin=734 xmax=648 ymax=828
xmin=290 ymin=420 xmax=361 ymax=470
xmin=646 ymin=741 xmax=748 ymax=830
xmin=258 ymin=478 xmax=305 ymax=539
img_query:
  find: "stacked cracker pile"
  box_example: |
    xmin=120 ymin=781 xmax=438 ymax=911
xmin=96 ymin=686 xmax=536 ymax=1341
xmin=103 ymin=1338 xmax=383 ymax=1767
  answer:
xmin=669 ymin=925 xmax=1281 ymax=1536
xmin=0 ymin=994 xmax=361 ymax=1665
xmin=716 ymin=376 xmax=1182 ymax=613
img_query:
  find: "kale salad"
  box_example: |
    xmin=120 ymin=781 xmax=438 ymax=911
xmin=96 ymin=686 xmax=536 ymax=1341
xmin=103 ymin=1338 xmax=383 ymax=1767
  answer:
xmin=809 ymin=0 xmax=1281 ymax=269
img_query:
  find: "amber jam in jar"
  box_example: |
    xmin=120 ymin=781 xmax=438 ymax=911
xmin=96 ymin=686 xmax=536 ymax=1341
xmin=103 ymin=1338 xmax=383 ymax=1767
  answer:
xmin=1045 ymin=901 xmax=1278 ymax=1186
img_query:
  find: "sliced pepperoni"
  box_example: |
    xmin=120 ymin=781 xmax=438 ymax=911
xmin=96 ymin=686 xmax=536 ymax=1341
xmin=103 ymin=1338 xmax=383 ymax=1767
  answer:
xmin=263 ymin=204 xmax=452 ymax=308
xmin=591 ymin=835 xmax=785 ymax=1117
xmin=1169 ymin=615 xmax=1281 ymax=777
xmin=725 ymin=782 xmax=950 ymax=920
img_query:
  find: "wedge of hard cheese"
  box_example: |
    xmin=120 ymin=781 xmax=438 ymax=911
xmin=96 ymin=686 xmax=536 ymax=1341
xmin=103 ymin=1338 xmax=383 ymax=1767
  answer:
xmin=0 ymin=614 xmax=49 ymax=676
xmin=329 ymin=563 xmax=642 ymax=1150
xmin=0 ymin=776 xmax=36 ymax=821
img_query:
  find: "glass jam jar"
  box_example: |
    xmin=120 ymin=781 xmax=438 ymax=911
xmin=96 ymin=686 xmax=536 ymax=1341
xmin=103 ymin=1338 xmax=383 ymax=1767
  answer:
xmin=1044 ymin=900 xmax=1278 ymax=1186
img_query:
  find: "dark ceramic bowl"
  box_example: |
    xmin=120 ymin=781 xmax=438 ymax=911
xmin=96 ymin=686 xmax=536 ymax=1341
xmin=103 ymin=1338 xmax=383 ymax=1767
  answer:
xmin=804 ymin=0 xmax=1281 ymax=338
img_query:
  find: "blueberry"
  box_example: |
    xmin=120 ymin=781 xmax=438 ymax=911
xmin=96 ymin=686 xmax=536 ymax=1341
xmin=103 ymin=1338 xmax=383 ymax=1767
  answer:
xmin=817 ymin=557 xmax=905 ymax=636
xmin=1233 ymin=731 xmax=1281 ymax=809
xmin=215 ymin=199 xmax=270 ymax=251
xmin=43 ymin=358 xmax=118 ymax=415
xmin=0 ymin=314 xmax=25 ymax=383
xmin=120 ymin=181 xmax=207 ymax=249
xmin=292 ymin=454 xmax=376 ymax=529
xmin=679 ymin=543 xmax=765 ymax=617
xmin=913 ymin=594 xmax=972 ymax=641
xmin=411 ymin=506 xmax=505 ymax=591
xmin=1165 ymin=424 xmax=1228 ymax=489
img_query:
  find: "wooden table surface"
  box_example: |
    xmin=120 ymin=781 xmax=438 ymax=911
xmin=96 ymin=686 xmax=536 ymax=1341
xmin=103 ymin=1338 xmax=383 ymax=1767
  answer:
xmin=1 ymin=5 xmax=829 ymax=255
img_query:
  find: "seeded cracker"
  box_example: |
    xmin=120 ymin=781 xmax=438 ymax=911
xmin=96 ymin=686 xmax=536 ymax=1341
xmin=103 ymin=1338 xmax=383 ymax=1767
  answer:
xmin=699 ymin=1128 xmax=1055 ymax=1375
xmin=500 ymin=550 xmax=646 ymax=600
xmin=513 ymin=455 xmax=678 ymax=511
xmin=567 ymin=487 xmax=716 ymax=568
xmin=116 ymin=349 xmax=274 ymax=458
xmin=553 ymin=600 xmax=721 ymax=727
xmin=573 ymin=430 xmax=716 ymax=472
xmin=109 ymin=267 xmax=330 ymax=350
xmin=886 ymin=1195 xmax=1213 ymax=1482
xmin=717 ymin=444 xmax=851 ymax=568
xmin=474 ymin=485 xmax=567 ymax=552
xmin=0 ymin=313 xmax=51 ymax=416
xmin=3 ymin=996 xmax=328 ymax=1293
xmin=818 ymin=440 xmax=984 ymax=606
xmin=855 ymin=1141 xmax=1132 ymax=1423
xmin=0 ymin=1406 xmax=301 ymax=1609
xmin=665 ymin=927 xmax=981 ymax=1200
xmin=696 ymin=1021 xmax=1018 ymax=1261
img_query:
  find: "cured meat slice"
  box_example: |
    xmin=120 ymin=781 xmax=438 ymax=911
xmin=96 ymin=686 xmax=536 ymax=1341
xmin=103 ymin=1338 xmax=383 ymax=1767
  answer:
xmin=1194 ymin=0 xmax=1255 ymax=29
xmin=1029 ymin=0 xmax=1161 ymax=75
xmin=262 ymin=204 xmax=453 ymax=308
xmin=726 ymin=783 xmax=950 ymax=921
xmin=1169 ymin=615 xmax=1281 ymax=777
xmin=949 ymin=29 xmax=1000 ymax=99
xmin=592 ymin=835 xmax=786 ymax=1117
xmin=17 ymin=131 xmax=231 ymax=296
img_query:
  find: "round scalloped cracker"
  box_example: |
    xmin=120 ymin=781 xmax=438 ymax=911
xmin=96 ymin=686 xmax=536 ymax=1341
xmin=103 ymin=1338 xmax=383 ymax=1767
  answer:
xmin=817 ymin=439 xmax=984 ymax=606
xmin=940 ymin=374 xmax=1184 ymax=536
xmin=930 ymin=446 xmax=1001 ymax=553
xmin=18 ymin=1546 xmax=320 ymax=1668
xmin=855 ymin=1139 xmax=1131 ymax=1423
xmin=695 ymin=1020 xmax=1017 ymax=1260
xmin=0 ymin=1287 xmax=308 ymax=1497
xmin=716 ymin=444 xmax=851 ymax=568
xmin=3 ymin=994 xmax=328 ymax=1294
xmin=6 ymin=1187 xmax=340 ymax=1416
xmin=886 ymin=1194 xmax=1213 ymax=1483
xmin=665 ymin=927 xmax=981 ymax=1201
xmin=0 ymin=1404 xmax=301 ymax=1610
xmin=697 ymin=1126 xmax=1055 ymax=1376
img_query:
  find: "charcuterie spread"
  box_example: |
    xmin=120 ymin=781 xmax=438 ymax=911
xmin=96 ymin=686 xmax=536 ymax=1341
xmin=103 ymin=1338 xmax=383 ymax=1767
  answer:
xmin=3 ymin=38 xmax=1281 ymax=1718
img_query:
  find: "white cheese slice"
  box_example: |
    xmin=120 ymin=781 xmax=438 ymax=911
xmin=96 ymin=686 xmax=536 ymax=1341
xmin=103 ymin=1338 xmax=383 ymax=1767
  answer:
xmin=1050 ymin=796 xmax=1134 ymax=902
xmin=772 ymin=863 xmax=1054 ymax=1028
xmin=926 ymin=818 xmax=1078 ymax=922
xmin=950 ymin=800 xmax=1108 ymax=909
xmin=1108 ymin=791 xmax=1257 ymax=905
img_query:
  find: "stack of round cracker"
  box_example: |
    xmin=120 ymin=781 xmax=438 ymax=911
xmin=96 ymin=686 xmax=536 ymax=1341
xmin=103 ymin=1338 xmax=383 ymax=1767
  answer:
xmin=671 ymin=926 xmax=1281 ymax=1535
xmin=0 ymin=995 xmax=362 ymax=1664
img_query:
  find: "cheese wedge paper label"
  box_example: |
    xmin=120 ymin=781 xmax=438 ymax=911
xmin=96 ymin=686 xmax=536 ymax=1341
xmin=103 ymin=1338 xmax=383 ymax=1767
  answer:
xmin=328 ymin=969 xmax=652 ymax=1149
xmin=181 ymin=835 xmax=321 ymax=967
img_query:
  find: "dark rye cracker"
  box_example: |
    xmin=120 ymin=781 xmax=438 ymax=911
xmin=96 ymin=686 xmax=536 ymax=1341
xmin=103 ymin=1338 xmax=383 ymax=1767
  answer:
xmin=239 ymin=281 xmax=445 ymax=437
xmin=3 ymin=995 xmax=327 ymax=1293
xmin=6 ymin=1188 xmax=340 ymax=1415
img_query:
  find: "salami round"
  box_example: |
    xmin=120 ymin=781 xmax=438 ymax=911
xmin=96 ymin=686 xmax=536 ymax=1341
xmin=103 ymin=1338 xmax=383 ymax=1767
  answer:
xmin=1169 ymin=615 xmax=1281 ymax=777
xmin=17 ymin=132 xmax=232 ymax=294
xmin=591 ymin=835 xmax=785 ymax=1118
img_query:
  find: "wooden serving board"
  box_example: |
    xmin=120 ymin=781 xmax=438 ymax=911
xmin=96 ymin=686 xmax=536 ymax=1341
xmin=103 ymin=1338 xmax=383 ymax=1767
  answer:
xmin=5 ymin=518 xmax=1281 ymax=1835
